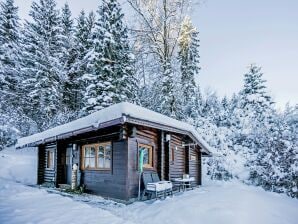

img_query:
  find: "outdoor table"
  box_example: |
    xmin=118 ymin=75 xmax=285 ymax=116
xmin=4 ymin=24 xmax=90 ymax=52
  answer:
xmin=173 ymin=177 xmax=195 ymax=192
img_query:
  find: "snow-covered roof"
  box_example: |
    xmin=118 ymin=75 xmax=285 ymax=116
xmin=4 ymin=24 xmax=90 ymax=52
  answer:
xmin=16 ymin=102 xmax=212 ymax=154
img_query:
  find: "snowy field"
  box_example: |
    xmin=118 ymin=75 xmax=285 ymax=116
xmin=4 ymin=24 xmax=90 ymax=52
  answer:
xmin=0 ymin=148 xmax=297 ymax=224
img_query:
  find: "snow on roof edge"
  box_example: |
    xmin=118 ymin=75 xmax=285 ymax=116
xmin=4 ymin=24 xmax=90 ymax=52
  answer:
xmin=16 ymin=102 xmax=213 ymax=154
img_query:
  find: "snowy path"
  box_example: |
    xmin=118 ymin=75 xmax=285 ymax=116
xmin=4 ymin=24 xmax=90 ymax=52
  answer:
xmin=1 ymin=148 xmax=297 ymax=224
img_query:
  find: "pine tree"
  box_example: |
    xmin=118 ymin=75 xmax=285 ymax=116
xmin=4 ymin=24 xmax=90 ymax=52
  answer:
xmin=178 ymin=16 xmax=201 ymax=120
xmin=60 ymin=3 xmax=77 ymax=111
xmin=160 ymin=60 xmax=177 ymax=117
xmin=21 ymin=0 xmax=63 ymax=130
xmin=235 ymin=65 xmax=275 ymax=187
xmin=0 ymin=0 xmax=25 ymax=146
xmin=0 ymin=0 xmax=20 ymax=107
xmin=82 ymin=0 xmax=137 ymax=114
xmin=67 ymin=10 xmax=96 ymax=113
xmin=61 ymin=3 xmax=74 ymax=67
xmin=240 ymin=64 xmax=273 ymax=122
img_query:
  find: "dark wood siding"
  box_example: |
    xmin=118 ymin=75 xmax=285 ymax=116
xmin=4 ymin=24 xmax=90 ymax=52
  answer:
xmin=43 ymin=143 xmax=57 ymax=185
xmin=198 ymin=149 xmax=202 ymax=185
xmin=127 ymin=138 xmax=139 ymax=198
xmin=188 ymin=146 xmax=200 ymax=185
xmin=127 ymin=126 xmax=160 ymax=198
xmin=80 ymin=140 xmax=128 ymax=200
xmin=169 ymin=134 xmax=185 ymax=180
xmin=37 ymin=145 xmax=45 ymax=184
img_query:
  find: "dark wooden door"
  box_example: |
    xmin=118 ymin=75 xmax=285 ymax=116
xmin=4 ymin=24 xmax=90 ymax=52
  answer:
xmin=189 ymin=147 xmax=199 ymax=185
xmin=66 ymin=146 xmax=72 ymax=185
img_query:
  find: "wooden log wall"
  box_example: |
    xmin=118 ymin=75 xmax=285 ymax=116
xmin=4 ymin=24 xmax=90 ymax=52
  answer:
xmin=37 ymin=145 xmax=45 ymax=184
xmin=188 ymin=146 xmax=200 ymax=185
xmin=169 ymin=134 xmax=186 ymax=180
xmin=198 ymin=149 xmax=202 ymax=185
xmin=127 ymin=125 xmax=160 ymax=199
xmin=80 ymin=140 xmax=128 ymax=200
xmin=43 ymin=142 xmax=57 ymax=185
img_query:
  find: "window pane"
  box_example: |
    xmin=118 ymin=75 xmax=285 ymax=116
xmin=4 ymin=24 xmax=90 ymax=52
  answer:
xmin=89 ymin=147 xmax=95 ymax=167
xmin=139 ymin=145 xmax=153 ymax=168
xmin=47 ymin=151 xmax=54 ymax=169
xmin=143 ymin=148 xmax=149 ymax=165
xmin=84 ymin=157 xmax=90 ymax=168
xmin=85 ymin=147 xmax=90 ymax=157
xmin=105 ymin=145 xmax=111 ymax=168
xmin=84 ymin=147 xmax=95 ymax=168
xmin=98 ymin=146 xmax=104 ymax=168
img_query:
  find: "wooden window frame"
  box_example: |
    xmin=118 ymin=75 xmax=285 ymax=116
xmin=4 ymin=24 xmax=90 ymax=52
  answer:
xmin=171 ymin=147 xmax=175 ymax=162
xmin=46 ymin=150 xmax=54 ymax=170
xmin=138 ymin=143 xmax=153 ymax=169
xmin=81 ymin=142 xmax=112 ymax=170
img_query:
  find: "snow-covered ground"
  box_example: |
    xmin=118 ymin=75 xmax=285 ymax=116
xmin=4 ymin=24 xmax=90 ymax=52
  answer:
xmin=0 ymin=148 xmax=297 ymax=224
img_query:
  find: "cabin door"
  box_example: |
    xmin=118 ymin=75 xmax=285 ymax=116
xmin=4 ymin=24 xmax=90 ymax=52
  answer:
xmin=65 ymin=145 xmax=72 ymax=185
xmin=189 ymin=148 xmax=199 ymax=185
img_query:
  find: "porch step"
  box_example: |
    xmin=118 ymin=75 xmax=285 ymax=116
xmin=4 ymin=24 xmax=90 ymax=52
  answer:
xmin=59 ymin=184 xmax=71 ymax=190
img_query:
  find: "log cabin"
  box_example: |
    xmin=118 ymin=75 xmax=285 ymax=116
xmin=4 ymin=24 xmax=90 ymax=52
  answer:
xmin=16 ymin=102 xmax=212 ymax=202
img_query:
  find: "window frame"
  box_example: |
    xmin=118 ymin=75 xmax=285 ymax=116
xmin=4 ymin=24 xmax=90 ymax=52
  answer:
xmin=81 ymin=142 xmax=112 ymax=170
xmin=138 ymin=143 xmax=154 ymax=169
xmin=171 ymin=147 xmax=175 ymax=162
xmin=46 ymin=149 xmax=54 ymax=170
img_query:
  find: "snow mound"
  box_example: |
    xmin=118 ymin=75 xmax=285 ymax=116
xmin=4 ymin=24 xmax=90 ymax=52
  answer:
xmin=0 ymin=147 xmax=37 ymax=185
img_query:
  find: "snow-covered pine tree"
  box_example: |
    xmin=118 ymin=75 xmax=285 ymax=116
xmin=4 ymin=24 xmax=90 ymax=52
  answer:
xmin=82 ymin=0 xmax=137 ymax=114
xmin=68 ymin=10 xmax=96 ymax=114
xmin=60 ymin=3 xmax=78 ymax=111
xmin=260 ymin=104 xmax=298 ymax=197
xmin=75 ymin=11 xmax=95 ymax=57
xmin=240 ymin=64 xmax=273 ymax=122
xmin=178 ymin=16 xmax=201 ymax=120
xmin=21 ymin=0 xmax=64 ymax=130
xmin=236 ymin=65 xmax=275 ymax=186
xmin=160 ymin=60 xmax=177 ymax=117
xmin=0 ymin=0 xmax=26 ymax=147
xmin=0 ymin=0 xmax=20 ymax=107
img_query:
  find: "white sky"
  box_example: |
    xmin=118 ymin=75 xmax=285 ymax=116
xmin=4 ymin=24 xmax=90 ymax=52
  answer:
xmin=14 ymin=0 xmax=298 ymax=109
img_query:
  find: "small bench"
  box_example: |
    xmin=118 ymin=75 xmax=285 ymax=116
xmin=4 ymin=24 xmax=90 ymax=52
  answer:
xmin=142 ymin=172 xmax=173 ymax=200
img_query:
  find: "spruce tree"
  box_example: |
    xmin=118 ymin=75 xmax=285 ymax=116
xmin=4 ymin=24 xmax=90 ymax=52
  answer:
xmin=178 ymin=17 xmax=201 ymax=120
xmin=21 ymin=0 xmax=63 ymax=130
xmin=240 ymin=64 xmax=273 ymax=121
xmin=237 ymin=65 xmax=275 ymax=186
xmin=82 ymin=0 xmax=137 ymax=114
xmin=60 ymin=3 xmax=77 ymax=111
xmin=69 ymin=10 xmax=96 ymax=113
xmin=160 ymin=60 xmax=177 ymax=117
xmin=0 ymin=0 xmax=20 ymax=107
xmin=0 ymin=0 xmax=25 ymax=146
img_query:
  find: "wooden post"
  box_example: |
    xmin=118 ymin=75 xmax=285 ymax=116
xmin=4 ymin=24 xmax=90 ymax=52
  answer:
xmin=161 ymin=131 xmax=165 ymax=180
xmin=54 ymin=141 xmax=58 ymax=187
xmin=71 ymin=164 xmax=78 ymax=190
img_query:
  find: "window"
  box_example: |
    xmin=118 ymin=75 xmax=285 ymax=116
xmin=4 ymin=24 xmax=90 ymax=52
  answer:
xmin=138 ymin=144 xmax=153 ymax=168
xmin=81 ymin=142 xmax=112 ymax=170
xmin=47 ymin=150 xmax=54 ymax=169
xmin=171 ymin=147 xmax=175 ymax=162
xmin=190 ymin=155 xmax=197 ymax=161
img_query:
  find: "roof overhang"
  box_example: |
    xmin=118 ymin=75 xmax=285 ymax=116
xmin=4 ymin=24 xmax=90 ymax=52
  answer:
xmin=15 ymin=102 xmax=213 ymax=156
xmin=124 ymin=115 xmax=212 ymax=156
xmin=16 ymin=117 xmax=126 ymax=149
